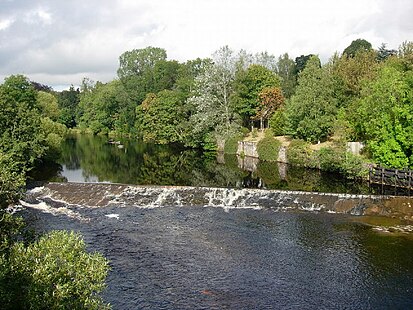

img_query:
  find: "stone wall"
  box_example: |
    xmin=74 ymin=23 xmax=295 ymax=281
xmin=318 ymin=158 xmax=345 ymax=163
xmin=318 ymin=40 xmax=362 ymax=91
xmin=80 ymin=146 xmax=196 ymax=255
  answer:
xmin=237 ymin=141 xmax=259 ymax=158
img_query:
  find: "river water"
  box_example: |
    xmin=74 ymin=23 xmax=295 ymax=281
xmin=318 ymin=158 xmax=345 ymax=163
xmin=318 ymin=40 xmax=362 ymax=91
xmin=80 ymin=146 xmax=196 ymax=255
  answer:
xmin=26 ymin=135 xmax=413 ymax=309
xmin=26 ymin=197 xmax=413 ymax=309
xmin=31 ymin=134 xmax=370 ymax=194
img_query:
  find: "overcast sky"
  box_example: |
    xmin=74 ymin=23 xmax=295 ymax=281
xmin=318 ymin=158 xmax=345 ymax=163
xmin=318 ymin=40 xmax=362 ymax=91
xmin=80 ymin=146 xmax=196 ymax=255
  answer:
xmin=0 ymin=0 xmax=412 ymax=90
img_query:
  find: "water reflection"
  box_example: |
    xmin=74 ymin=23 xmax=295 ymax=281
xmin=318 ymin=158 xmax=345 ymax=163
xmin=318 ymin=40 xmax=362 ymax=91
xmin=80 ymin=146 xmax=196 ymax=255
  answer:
xmin=33 ymin=135 xmax=370 ymax=194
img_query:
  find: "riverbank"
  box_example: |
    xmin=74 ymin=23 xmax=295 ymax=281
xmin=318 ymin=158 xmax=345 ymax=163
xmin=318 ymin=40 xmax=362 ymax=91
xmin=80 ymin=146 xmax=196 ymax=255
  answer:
xmin=227 ymin=131 xmax=369 ymax=179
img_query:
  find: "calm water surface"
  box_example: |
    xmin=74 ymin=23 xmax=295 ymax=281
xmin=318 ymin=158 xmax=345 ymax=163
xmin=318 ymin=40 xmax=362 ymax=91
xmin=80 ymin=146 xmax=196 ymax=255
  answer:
xmin=32 ymin=134 xmax=370 ymax=194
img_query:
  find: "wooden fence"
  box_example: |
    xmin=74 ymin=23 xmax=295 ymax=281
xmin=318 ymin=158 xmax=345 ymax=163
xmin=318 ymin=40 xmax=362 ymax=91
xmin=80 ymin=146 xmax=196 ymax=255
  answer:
xmin=369 ymin=166 xmax=412 ymax=196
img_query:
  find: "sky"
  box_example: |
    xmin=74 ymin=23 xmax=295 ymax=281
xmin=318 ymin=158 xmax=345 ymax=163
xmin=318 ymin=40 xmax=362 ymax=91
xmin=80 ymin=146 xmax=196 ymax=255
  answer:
xmin=0 ymin=0 xmax=412 ymax=90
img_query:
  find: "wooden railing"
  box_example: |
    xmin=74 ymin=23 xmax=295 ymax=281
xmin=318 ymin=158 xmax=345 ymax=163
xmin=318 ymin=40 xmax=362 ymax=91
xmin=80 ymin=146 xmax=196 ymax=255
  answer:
xmin=369 ymin=166 xmax=412 ymax=196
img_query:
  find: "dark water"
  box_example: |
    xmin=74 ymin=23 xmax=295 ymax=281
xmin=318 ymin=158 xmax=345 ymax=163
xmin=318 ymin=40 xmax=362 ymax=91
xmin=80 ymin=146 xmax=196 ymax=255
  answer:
xmin=31 ymin=135 xmax=370 ymax=194
xmin=26 ymin=203 xmax=413 ymax=310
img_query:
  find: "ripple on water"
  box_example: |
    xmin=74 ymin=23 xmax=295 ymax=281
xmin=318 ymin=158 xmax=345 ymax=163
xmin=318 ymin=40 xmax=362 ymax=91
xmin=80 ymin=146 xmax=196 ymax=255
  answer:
xmin=23 ymin=196 xmax=413 ymax=309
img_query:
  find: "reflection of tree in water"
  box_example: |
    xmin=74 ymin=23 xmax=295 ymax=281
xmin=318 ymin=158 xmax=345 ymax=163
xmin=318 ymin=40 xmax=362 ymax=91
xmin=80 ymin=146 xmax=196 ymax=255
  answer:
xmin=53 ymin=135 xmax=369 ymax=193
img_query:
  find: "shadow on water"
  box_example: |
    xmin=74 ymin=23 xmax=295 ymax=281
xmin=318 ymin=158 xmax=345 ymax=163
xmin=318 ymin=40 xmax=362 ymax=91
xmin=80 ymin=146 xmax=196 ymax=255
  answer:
xmin=31 ymin=134 xmax=371 ymax=194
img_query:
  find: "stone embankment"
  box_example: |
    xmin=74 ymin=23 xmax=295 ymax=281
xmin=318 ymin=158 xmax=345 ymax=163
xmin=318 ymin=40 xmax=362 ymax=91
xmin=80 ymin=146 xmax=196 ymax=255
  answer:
xmin=24 ymin=183 xmax=413 ymax=222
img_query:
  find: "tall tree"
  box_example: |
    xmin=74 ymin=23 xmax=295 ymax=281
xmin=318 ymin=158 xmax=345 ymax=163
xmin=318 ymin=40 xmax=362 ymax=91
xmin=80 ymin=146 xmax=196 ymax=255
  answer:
xmin=351 ymin=65 xmax=413 ymax=168
xmin=57 ymin=86 xmax=80 ymax=128
xmin=295 ymin=54 xmax=316 ymax=73
xmin=138 ymin=90 xmax=186 ymax=144
xmin=117 ymin=46 xmax=167 ymax=103
xmin=0 ymin=75 xmax=46 ymax=168
xmin=287 ymin=56 xmax=337 ymax=142
xmin=232 ymin=64 xmax=281 ymax=126
xmin=276 ymin=53 xmax=297 ymax=98
xmin=377 ymin=43 xmax=397 ymax=62
xmin=343 ymin=38 xmax=372 ymax=57
xmin=187 ymin=47 xmax=240 ymax=148
xmin=255 ymin=87 xmax=285 ymax=130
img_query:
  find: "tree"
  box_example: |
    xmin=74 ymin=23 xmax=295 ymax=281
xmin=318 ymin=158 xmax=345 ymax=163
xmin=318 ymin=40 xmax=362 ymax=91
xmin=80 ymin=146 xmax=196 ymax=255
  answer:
xmin=351 ymin=65 xmax=413 ymax=168
xmin=287 ymin=56 xmax=337 ymax=142
xmin=255 ymin=87 xmax=285 ymax=130
xmin=377 ymin=43 xmax=397 ymax=62
xmin=77 ymin=80 xmax=133 ymax=135
xmin=276 ymin=53 xmax=297 ymax=98
xmin=0 ymin=75 xmax=46 ymax=169
xmin=117 ymin=47 xmax=167 ymax=103
xmin=37 ymin=91 xmax=60 ymax=121
xmin=333 ymin=49 xmax=380 ymax=100
xmin=295 ymin=54 xmax=316 ymax=73
xmin=343 ymin=39 xmax=372 ymax=57
xmin=187 ymin=47 xmax=240 ymax=148
xmin=232 ymin=64 xmax=281 ymax=126
xmin=2 ymin=231 xmax=110 ymax=309
xmin=138 ymin=90 xmax=186 ymax=144
xmin=57 ymin=86 xmax=80 ymax=128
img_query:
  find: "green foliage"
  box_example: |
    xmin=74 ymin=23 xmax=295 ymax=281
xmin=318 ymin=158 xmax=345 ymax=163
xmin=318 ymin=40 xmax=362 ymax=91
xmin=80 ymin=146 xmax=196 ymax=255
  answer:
xmin=57 ymin=86 xmax=80 ymax=128
xmin=317 ymin=147 xmax=368 ymax=178
xmin=287 ymin=140 xmax=318 ymax=168
xmin=117 ymin=46 xmax=168 ymax=103
xmin=224 ymin=135 xmax=242 ymax=154
xmin=276 ymin=53 xmax=297 ymax=98
xmin=351 ymin=65 xmax=413 ymax=168
xmin=232 ymin=64 xmax=281 ymax=125
xmin=295 ymin=54 xmax=316 ymax=73
xmin=0 ymin=153 xmax=25 ymax=208
xmin=1 ymin=231 xmax=110 ymax=310
xmin=78 ymin=80 xmax=134 ymax=136
xmin=287 ymin=56 xmax=337 ymax=142
xmin=37 ymin=91 xmax=60 ymax=121
xmin=269 ymin=107 xmax=287 ymax=136
xmin=287 ymin=140 xmax=367 ymax=178
xmin=257 ymin=132 xmax=281 ymax=162
xmin=139 ymin=90 xmax=186 ymax=144
xmin=343 ymin=39 xmax=373 ymax=57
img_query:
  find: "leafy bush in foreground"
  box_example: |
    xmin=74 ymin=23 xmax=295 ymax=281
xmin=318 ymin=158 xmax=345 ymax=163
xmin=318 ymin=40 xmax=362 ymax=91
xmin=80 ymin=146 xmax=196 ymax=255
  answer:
xmin=0 ymin=230 xmax=110 ymax=310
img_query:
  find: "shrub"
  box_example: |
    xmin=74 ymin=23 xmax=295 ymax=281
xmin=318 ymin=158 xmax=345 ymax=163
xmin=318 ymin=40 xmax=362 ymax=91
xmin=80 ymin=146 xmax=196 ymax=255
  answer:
xmin=318 ymin=146 xmax=368 ymax=179
xmin=287 ymin=139 xmax=317 ymax=168
xmin=0 ymin=154 xmax=25 ymax=208
xmin=224 ymin=134 xmax=243 ymax=154
xmin=257 ymin=132 xmax=281 ymax=162
xmin=269 ymin=108 xmax=287 ymax=136
xmin=1 ymin=231 xmax=110 ymax=310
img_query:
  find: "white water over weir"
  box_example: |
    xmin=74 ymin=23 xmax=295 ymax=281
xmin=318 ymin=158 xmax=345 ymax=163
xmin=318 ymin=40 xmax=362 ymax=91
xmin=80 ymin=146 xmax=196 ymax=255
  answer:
xmin=24 ymin=183 xmax=413 ymax=219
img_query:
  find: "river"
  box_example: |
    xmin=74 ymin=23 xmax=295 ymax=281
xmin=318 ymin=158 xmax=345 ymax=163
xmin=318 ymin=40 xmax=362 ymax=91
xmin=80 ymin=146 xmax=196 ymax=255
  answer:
xmin=31 ymin=134 xmax=370 ymax=194
xmin=25 ymin=135 xmax=413 ymax=309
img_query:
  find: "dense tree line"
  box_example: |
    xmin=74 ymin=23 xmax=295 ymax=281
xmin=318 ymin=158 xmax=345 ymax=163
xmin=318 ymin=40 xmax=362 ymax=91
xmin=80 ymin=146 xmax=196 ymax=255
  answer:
xmin=65 ymin=40 xmax=412 ymax=169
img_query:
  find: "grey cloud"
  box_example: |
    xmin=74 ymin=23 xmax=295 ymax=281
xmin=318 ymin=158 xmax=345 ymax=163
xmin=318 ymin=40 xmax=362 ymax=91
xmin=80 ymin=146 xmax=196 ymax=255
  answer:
xmin=0 ymin=0 xmax=156 ymax=86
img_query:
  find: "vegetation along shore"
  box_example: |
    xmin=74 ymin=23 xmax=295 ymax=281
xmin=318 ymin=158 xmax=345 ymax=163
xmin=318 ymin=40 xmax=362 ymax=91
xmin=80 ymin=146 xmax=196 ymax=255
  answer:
xmin=1 ymin=39 xmax=413 ymax=308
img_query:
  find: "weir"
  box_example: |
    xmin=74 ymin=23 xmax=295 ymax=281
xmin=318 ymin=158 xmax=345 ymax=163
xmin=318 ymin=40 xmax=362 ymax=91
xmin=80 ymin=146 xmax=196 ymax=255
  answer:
xmin=24 ymin=182 xmax=413 ymax=220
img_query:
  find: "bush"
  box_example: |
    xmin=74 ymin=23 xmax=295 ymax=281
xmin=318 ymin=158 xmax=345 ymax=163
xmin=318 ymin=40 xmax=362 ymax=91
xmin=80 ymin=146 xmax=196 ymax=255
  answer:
xmin=257 ymin=132 xmax=281 ymax=162
xmin=224 ymin=134 xmax=243 ymax=154
xmin=1 ymin=230 xmax=110 ymax=310
xmin=269 ymin=108 xmax=287 ymax=136
xmin=318 ymin=146 xmax=368 ymax=179
xmin=0 ymin=154 xmax=25 ymax=208
xmin=287 ymin=139 xmax=317 ymax=168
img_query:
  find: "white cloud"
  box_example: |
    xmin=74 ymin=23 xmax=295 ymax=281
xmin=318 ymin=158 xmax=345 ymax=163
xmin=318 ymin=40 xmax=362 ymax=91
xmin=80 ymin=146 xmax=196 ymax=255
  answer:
xmin=0 ymin=0 xmax=412 ymax=88
xmin=0 ymin=18 xmax=14 ymax=31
